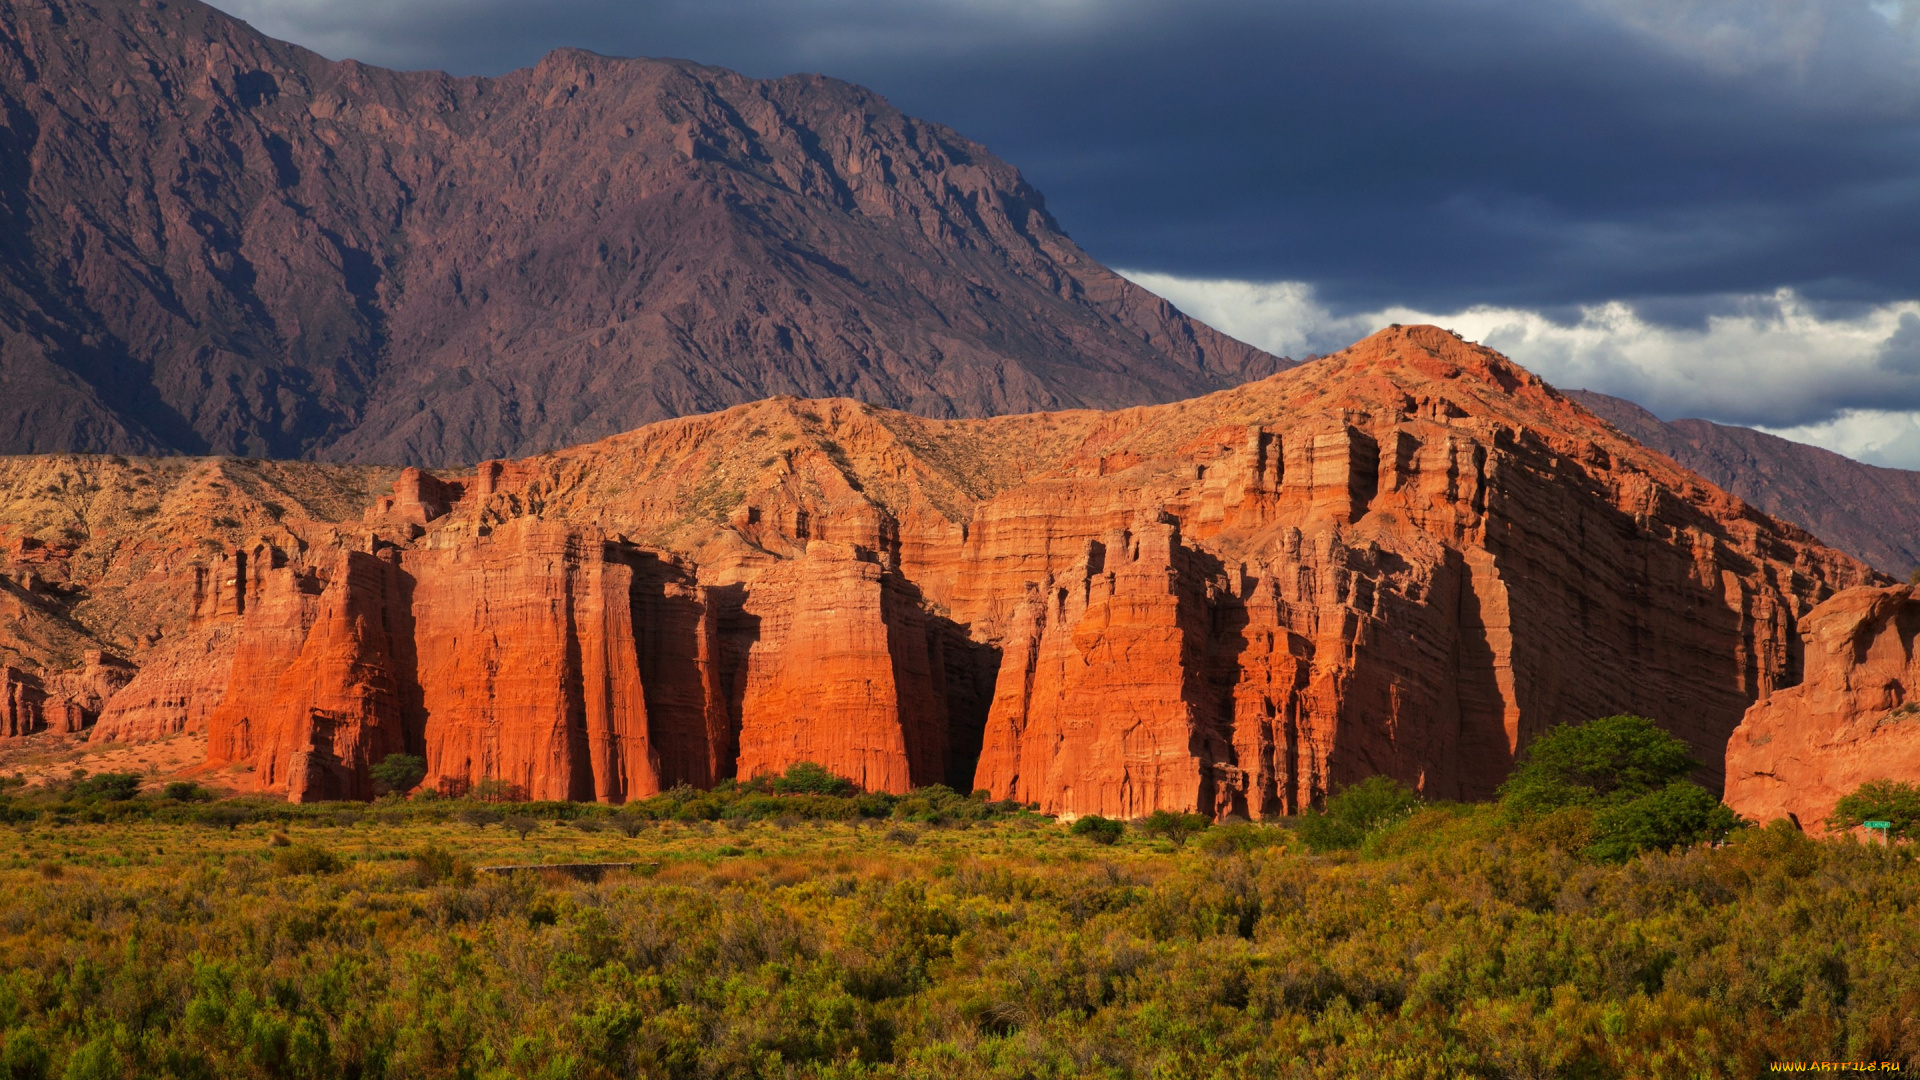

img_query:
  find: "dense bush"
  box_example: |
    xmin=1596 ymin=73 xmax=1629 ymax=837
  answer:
xmin=1069 ymin=814 xmax=1124 ymax=845
xmin=270 ymin=843 xmax=340 ymax=875
xmin=771 ymin=761 xmax=857 ymax=796
xmin=1299 ymin=774 xmax=1421 ymax=852
xmin=1498 ymin=714 xmax=1695 ymax=812
xmin=1136 ymin=810 xmax=1210 ymax=846
xmin=1828 ymin=778 xmax=1920 ymax=839
xmin=1501 ymin=715 xmax=1739 ymax=860
xmin=1587 ymin=780 xmax=1741 ymax=861
xmin=368 ymin=752 xmax=427 ymax=794
xmin=66 ymin=772 xmax=141 ymax=802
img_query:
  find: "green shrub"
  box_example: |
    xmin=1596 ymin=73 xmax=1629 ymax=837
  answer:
xmin=68 ymin=772 xmax=142 ymax=801
xmin=194 ymin=804 xmax=250 ymax=830
xmin=161 ymin=781 xmax=212 ymax=802
xmin=772 ymin=762 xmax=857 ymax=796
xmin=1500 ymin=715 xmax=1740 ymax=861
xmin=272 ymin=844 xmax=341 ymax=875
xmin=1587 ymin=780 xmax=1741 ymax=862
xmin=1300 ymin=775 xmax=1421 ymax=852
xmin=0 ymin=1026 xmax=50 ymax=1080
xmin=369 ymin=753 xmax=427 ymax=795
xmin=456 ymin=806 xmax=501 ymax=828
xmin=1202 ymin=821 xmax=1289 ymax=855
xmin=1498 ymin=714 xmax=1695 ymax=813
xmin=410 ymin=844 xmax=473 ymax=886
xmin=1826 ymin=778 xmax=1920 ymax=839
xmin=470 ymin=778 xmax=522 ymax=802
xmin=1069 ymin=814 xmax=1124 ymax=845
xmin=1136 ymin=810 xmax=1210 ymax=846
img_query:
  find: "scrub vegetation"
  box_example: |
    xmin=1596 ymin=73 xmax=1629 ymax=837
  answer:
xmin=0 ymin=734 xmax=1914 ymax=1078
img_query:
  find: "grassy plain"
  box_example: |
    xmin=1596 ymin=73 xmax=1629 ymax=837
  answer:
xmin=0 ymin=786 xmax=1914 ymax=1079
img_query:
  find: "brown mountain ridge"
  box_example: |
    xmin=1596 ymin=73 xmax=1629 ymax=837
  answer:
xmin=0 ymin=0 xmax=1281 ymax=465
xmin=1569 ymin=390 xmax=1920 ymax=578
xmin=0 ymin=328 xmax=1885 ymax=820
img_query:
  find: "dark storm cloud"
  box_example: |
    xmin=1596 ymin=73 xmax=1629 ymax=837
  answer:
xmin=214 ymin=0 xmax=1920 ymax=317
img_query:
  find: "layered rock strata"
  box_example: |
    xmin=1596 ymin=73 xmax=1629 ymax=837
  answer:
xmin=0 ymin=328 xmax=1885 ymax=811
xmin=1724 ymin=586 xmax=1920 ymax=831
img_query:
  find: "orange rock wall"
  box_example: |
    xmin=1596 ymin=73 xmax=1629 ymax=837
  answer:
xmin=46 ymin=328 xmax=1882 ymax=810
xmin=410 ymin=520 xmax=665 ymax=802
xmin=1725 ymin=585 xmax=1920 ymax=831
xmin=734 ymin=541 xmax=950 ymax=792
xmin=2 ymin=667 xmax=45 ymax=738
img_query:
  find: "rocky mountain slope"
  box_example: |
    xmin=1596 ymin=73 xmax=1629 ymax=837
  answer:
xmin=0 ymin=0 xmax=1280 ymax=466
xmin=0 ymin=327 xmax=1883 ymax=814
xmin=1569 ymin=391 xmax=1920 ymax=577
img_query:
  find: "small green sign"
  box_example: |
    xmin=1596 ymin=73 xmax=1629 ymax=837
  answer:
xmin=1865 ymin=821 xmax=1892 ymax=829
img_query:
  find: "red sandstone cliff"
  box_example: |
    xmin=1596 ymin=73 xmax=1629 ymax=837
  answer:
xmin=0 ymin=327 xmax=1887 ymax=811
xmin=1725 ymin=586 xmax=1920 ymax=831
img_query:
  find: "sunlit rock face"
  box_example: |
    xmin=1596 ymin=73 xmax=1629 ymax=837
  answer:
xmin=1725 ymin=585 xmax=1920 ymax=832
xmin=2 ymin=328 xmax=1882 ymax=809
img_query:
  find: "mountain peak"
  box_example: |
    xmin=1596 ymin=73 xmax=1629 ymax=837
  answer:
xmin=0 ymin=0 xmax=1285 ymax=465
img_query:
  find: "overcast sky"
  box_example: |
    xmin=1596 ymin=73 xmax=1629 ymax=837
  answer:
xmin=215 ymin=0 xmax=1920 ymax=464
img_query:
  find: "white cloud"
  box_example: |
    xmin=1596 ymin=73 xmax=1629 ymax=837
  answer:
xmin=1124 ymin=270 xmax=1920 ymax=468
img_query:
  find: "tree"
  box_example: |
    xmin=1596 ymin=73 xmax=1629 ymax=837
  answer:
xmin=1500 ymin=715 xmax=1740 ymax=861
xmin=1827 ymin=779 xmax=1920 ymax=839
xmin=1587 ymin=781 xmax=1741 ymax=862
xmin=1498 ymin=715 xmax=1697 ymax=813
xmin=69 ymin=772 xmax=142 ymax=801
xmin=1300 ymin=775 xmax=1421 ymax=852
xmin=1069 ymin=815 xmax=1124 ymax=845
xmin=369 ymin=753 xmax=427 ymax=795
xmin=471 ymin=778 xmax=520 ymax=803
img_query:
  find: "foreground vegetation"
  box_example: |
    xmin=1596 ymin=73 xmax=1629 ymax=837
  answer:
xmin=0 ymin=728 xmax=1912 ymax=1078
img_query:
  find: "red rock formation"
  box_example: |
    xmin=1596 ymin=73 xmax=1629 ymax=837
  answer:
xmin=949 ymin=330 xmax=1865 ymax=815
xmin=92 ymin=628 xmax=237 ymax=743
xmin=975 ymin=521 xmax=1223 ymax=817
xmin=203 ymin=561 xmax=329 ymax=777
xmin=1725 ymin=585 xmax=1920 ymax=832
xmin=218 ymin=553 xmax=416 ymax=802
xmin=735 ymin=541 xmax=949 ymax=793
xmin=406 ymin=519 xmax=749 ymax=802
xmin=2 ymin=667 xmax=46 ymax=738
xmin=3 ymin=327 xmax=1887 ymax=811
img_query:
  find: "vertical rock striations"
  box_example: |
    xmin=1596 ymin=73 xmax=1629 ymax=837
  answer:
xmin=1725 ymin=585 xmax=1920 ymax=831
xmin=411 ymin=519 xmax=663 ymax=803
xmin=3 ymin=327 xmax=1884 ymax=811
xmin=735 ymin=540 xmax=949 ymax=793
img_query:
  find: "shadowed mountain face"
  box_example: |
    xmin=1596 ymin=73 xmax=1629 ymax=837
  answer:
xmin=0 ymin=0 xmax=1281 ymax=465
xmin=1568 ymin=391 xmax=1920 ymax=578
